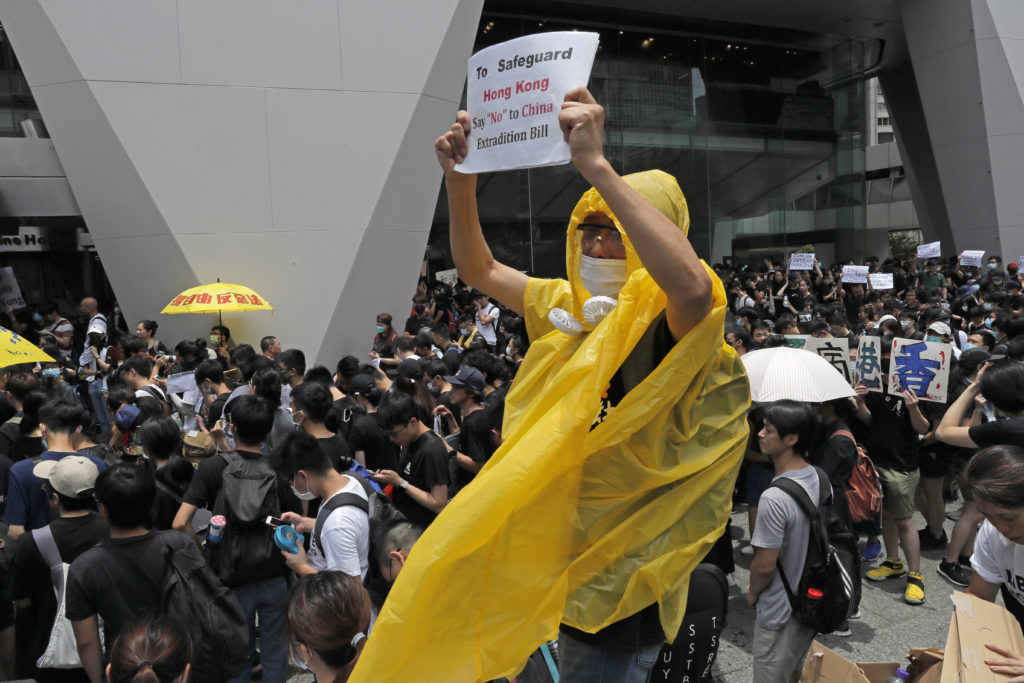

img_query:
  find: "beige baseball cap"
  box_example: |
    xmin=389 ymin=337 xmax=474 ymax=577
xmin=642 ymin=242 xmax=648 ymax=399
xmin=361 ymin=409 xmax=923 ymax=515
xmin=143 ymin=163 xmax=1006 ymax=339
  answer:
xmin=33 ymin=456 xmax=100 ymax=498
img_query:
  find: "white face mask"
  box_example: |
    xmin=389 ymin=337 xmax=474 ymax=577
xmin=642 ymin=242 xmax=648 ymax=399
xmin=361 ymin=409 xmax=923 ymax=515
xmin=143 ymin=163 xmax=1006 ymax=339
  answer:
xmin=579 ymin=255 xmax=628 ymax=298
xmin=290 ymin=474 xmax=317 ymax=501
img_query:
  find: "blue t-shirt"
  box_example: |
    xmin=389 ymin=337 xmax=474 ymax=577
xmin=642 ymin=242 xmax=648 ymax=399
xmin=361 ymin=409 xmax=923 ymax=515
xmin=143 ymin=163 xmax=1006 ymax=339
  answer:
xmin=4 ymin=451 xmax=107 ymax=531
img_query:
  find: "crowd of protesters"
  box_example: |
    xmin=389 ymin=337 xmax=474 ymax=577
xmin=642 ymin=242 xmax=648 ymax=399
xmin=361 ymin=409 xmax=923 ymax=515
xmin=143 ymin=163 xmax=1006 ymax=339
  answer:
xmin=4 ymin=248 xmax=1024 ymax=680
xmin=719 ymin=252 xmax=1024 ymax=679
xmin=0 ymin=277 xmax=523 ymax=683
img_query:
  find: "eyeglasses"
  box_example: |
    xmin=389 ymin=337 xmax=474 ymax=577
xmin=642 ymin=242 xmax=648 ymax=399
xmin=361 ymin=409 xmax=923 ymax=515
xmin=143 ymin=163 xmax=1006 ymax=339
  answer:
xmin=577 ymin=223 xmax=623 ymax=251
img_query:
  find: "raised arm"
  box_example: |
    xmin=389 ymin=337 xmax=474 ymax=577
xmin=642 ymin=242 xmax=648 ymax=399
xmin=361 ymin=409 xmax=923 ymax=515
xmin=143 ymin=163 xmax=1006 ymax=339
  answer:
xmin=435 ymin=113 xmax=528 ymax=315
xmin=558 ymin=87 xmax=711 ymax=340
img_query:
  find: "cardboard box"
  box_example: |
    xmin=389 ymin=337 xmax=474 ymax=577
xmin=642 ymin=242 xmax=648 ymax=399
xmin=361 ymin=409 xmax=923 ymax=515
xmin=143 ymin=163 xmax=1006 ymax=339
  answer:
xmin=799 ymin=642 xmax=898 ymax=683
xmin=799 ymin=592 xmax=1024 ymax=683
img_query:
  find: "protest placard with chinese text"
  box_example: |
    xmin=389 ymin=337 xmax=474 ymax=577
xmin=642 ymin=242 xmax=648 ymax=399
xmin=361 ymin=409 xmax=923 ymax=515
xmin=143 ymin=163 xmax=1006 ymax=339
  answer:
xmin=842 ymin=265 xmax=869 ymax=283
xmin=457 ymin=32 xmax=599 ymax=174
xmin=960 ymin=250 xmax=985 ymax=267
xmin=789 ymin=253 xmax=815 ymax=271
xmin=435 ymin=268 xmax=460 ymax=287
xmin=917 ymin=242 xmax=941 ymax=258
xmin=855 ymin=336 xmax=883 ymax=392
xmin=887 ymin=337 xmax=952 ymax=402
xmin=868 ymin=273 xmax=894 ymax=290
xmin=803 ymin=336 xmax=852 ymax=383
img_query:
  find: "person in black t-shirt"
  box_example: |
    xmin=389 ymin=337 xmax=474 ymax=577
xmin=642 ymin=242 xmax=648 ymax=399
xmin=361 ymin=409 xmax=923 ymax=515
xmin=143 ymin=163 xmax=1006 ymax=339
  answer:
xmin=67 ymin=464 xmax=199 ymax=683
xmin=291 ymin=381 xmax=355 ymax=471
xmin=12 ymin=455 xmax=108 ymax=682
xmin=433 ymin=367 xmax=492 ymax=495
xmin=372 ymin=393 xmax=449 ymax=528
xmin=347 ymin=374 xmax=399 ymax=472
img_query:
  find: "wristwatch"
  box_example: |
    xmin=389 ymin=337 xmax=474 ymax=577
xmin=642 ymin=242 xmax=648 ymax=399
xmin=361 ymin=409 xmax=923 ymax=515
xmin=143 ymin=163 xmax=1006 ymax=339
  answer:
xmin=400 ymin=480 xmax=409 ymax=490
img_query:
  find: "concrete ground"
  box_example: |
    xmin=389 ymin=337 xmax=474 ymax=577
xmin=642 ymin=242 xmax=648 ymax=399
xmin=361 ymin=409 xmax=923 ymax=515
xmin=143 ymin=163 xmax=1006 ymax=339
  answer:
xmin=714 ymin=499 xmax=985 ymax=682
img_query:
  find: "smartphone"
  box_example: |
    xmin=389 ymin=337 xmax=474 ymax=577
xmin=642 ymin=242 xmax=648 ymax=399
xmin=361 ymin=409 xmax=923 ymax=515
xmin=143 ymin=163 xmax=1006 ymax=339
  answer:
xmin=265 ymin=516 xmax=285 ymax=528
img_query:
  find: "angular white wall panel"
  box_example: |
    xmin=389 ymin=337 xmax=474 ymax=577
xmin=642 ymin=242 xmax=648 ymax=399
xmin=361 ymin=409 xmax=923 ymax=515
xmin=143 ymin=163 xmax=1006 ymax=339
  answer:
xmin=0 ymin=0 xmax=483 ymax=364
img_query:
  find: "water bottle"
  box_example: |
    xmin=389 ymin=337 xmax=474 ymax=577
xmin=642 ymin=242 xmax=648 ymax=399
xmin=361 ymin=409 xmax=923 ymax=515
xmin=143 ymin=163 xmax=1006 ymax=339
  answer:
xmin=884 ymin=667 xmax=910 ymax=682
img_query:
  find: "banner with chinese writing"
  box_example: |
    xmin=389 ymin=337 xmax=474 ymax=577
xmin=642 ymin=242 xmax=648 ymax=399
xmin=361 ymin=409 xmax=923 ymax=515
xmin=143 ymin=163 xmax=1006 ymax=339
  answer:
xmin=887 ymin=337 xmax=952 ymax=402
xmin=435 ymin=268 xmax=459 ymax=287
xmin=855 ymin=336 xmax=884 ymax=392
xmin=868 ymin=273 xmax=894 ymax=290
xmin=960 ymin=250 xmax=985 ymax=267
xmin=842 ymin=265 xmax=869 ymax=283
xmin=803 ymin=336 xmax=852 ymax=383
xmin=917 ymin=241 xmax=941 ymax=258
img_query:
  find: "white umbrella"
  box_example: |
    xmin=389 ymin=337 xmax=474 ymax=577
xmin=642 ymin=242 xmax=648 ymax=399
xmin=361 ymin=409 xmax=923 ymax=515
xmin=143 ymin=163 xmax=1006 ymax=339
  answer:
xmin=741 ymin=346 xmax=856 ymax=403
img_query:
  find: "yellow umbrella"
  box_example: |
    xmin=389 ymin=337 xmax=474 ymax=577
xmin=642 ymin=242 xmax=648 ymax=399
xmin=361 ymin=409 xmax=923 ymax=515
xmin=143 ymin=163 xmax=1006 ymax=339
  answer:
xmin=0 ymin=326 xmax=55 ymax=367
xmin=161 ymin=282 xmax=273 ymax=325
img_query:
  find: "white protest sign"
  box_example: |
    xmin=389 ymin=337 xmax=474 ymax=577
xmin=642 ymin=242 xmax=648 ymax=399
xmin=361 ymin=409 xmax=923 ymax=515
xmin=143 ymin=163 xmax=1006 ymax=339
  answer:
xmin=960 ymin=250 xmax=985 ymax=267
xmin=435 ymin=268 xmax=459 ymax=288
xmin=457 ymin=32 xmax=600 ymax=174
xmin=788 ymin=253 xmax=815 ymax=271
xmin=842 ymin=265 xmax=869 ymax=283
xmin=887 ymin=337 xmax=952 ymax=403
xmin=1020 ymin=256 xmax=1024 ymax=273
xmin=868 ymin=273 xmax=894 ymax=290
xmin=166 ymin=371 xmax=197 ymax=394
xmin=855 ymin=336 xmax=884 ymax=392
xmin=803 ymin=336 xmax=852 ymax=383
xmin=917 ymin=242 xmax=941 ymax=258
xmin=0 ymin=268 xmax=24 ymax=309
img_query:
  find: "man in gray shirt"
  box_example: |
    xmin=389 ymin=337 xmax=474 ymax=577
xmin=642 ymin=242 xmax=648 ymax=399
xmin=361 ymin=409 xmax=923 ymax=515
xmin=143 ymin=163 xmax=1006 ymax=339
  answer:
xmin=746 ymin=400 xmax=823 ymax=682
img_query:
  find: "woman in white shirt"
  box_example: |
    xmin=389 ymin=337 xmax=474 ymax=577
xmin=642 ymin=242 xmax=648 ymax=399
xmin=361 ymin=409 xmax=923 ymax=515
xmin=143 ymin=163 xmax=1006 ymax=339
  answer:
xmin=962 ymin=444 xmax=1024 ymax=678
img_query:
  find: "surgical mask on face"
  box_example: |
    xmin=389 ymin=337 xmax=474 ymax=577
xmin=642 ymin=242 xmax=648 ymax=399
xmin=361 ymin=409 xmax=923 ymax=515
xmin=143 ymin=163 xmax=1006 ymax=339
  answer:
xmin=985 ymin=317 xmax=993 ymax=329
xmin=900 ymin=320 xmax=913 ymax=331
xmin=41 ymin=368 xmax=60 ymax=379
xmin=459 ymin=328 xmax=469 ymax=337
xmin=925 ymin=335 xmax=941 ymax=343
xmin=32 ymin=313 xmax=42 ymax=324
xmin=579 ymin=254 xmax=628 ymax=298
xmin=209 ymin=334 xmax=220 ymax=344
xmin=290 ymin=475 xmax=317 ymax=501
xmin=983 ymin=302 xmax=994 ymax=311
xmin=376 ymin=325 xmax=386 ymax=335
xmin=506 ymin=345 xmax=513 ymax=356
xmin=963 ymin=342 xmax=976 ymax=351
xmin=988 ymin=262 xmax=997 ymax=270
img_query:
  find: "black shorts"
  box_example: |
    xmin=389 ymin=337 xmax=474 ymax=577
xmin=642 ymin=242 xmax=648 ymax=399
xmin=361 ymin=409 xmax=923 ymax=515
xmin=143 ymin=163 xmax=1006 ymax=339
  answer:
xmin=919 ymin=448 xmax=954 ymax=479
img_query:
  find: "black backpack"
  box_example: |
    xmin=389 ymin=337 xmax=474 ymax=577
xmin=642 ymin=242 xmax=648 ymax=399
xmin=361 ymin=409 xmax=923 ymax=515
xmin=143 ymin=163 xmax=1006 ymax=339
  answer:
xmin=770 ymin=466 xmax=858 ymax=634
xmin=208 ymin=452 xmax=282 ymax=587
xmin=160 ymin=536 xmax=249 ymax=683
xmin=652 ymin=564 xmax=728 ymax=683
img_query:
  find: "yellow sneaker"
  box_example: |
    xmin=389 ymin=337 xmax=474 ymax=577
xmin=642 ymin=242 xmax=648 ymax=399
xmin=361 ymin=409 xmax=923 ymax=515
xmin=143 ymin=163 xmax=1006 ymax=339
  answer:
xmin=905 ymin=572 xmax=925 ymax=604
xmin=866 ymin=557 xmax=905 ymax=581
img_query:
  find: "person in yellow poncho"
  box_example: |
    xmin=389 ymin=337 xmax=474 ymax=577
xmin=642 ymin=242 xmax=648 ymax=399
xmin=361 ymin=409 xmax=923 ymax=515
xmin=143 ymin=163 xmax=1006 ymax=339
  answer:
xmin=348 ymin=87 xmax=750 ymax=683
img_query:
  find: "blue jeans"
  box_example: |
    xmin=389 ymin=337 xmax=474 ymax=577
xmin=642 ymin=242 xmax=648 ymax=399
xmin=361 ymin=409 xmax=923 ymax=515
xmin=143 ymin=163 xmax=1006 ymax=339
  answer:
xmin=227 ymin=576 xmax=289 ymax=683
xmin=558 ymin=629 xmax=661 ymax=683
xmin=86 ymin=380 xmax=111 ymax=437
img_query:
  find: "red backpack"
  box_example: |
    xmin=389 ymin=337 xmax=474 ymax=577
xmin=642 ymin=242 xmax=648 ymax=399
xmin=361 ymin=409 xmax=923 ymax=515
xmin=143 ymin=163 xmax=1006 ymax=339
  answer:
xmin=830 ymin=429 xmax=883 ymax=523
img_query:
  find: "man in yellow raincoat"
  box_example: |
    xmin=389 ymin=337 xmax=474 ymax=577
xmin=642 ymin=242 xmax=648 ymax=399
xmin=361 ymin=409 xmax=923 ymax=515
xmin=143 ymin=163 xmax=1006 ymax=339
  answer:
xmin=349 ymin=87 xmax=750 ymax=682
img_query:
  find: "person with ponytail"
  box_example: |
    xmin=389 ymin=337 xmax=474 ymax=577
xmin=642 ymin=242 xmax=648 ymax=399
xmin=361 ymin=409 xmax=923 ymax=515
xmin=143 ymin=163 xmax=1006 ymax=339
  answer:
xmin=106 ymin=615 xmax=191 ymax=683
xmin=287 ymin=572 xmax=371 ymax=683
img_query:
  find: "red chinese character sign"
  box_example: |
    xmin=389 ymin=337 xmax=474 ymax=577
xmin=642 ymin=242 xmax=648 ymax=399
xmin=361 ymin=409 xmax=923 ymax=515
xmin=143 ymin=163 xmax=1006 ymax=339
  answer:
xmin=160 ymin=282 xmax=273 ymax=317
xmin=886 ymin=337 xmax=951 ymax=403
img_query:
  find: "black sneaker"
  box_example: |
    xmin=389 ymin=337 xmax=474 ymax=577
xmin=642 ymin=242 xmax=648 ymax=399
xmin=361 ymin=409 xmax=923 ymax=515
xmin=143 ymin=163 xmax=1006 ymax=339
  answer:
xmin=824 ymin=621 xmax=851 ymax=637
xmin=937 ymin=560 xmax=972 ymax=587
xmin=918 ymin=528 xmax=948 ymax=550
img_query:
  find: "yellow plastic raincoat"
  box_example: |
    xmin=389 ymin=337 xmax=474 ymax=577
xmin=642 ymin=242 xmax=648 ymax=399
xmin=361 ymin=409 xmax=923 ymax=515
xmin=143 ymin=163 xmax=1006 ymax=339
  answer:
xmin=350 ymin=170 xmax=750 ymax=682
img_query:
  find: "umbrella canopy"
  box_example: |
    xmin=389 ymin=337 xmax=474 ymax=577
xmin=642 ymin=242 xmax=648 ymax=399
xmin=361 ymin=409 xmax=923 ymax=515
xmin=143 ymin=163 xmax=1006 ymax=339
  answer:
xmin=161 ymin=283 xmax=273 ymax=315
xmin=741 ymin=346 xmax=856 ymax=403
xmin=0 ymin=326 xmax=55 ymax=367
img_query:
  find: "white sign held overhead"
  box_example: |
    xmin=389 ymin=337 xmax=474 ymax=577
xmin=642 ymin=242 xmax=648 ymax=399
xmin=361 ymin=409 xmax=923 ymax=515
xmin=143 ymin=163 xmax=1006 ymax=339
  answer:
xmin=917 ymin=241 xmax=941 ymax=258
xmin=456 ymin=32 xmax=600 ymax=174
xmin=0 ymin=267 xmax=25 ymax=310
xmin=887 ymin=337 xmax=953 ymax=403
xmin=868 ymin=273 xmax=894 ymax=290
xmin=788 ymin=253 xmax=816 ymax=270
xmin=435 ymin=268 xmax=460 ymax=287
xmin=960 ymin=250 xmax=985 ymax=267
xmin=842 ymin=265 xmax=869 ymax=283
xmin=803 ymin=337 xmax=852 ymax=384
